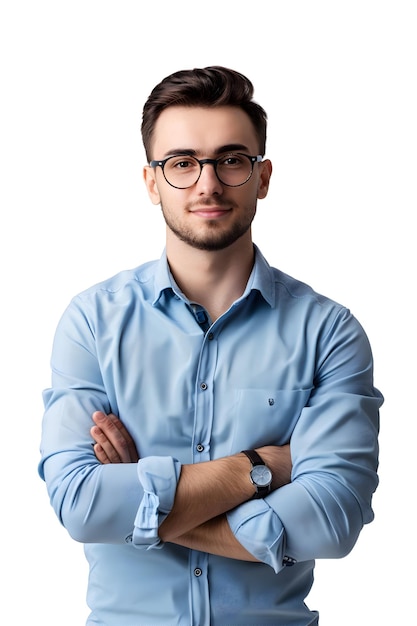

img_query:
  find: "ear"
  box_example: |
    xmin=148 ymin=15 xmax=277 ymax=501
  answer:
xmin=143 ymin=166 xmax=161 ymax=205
xmin=257 ymin=159 xmax=272 ymax=199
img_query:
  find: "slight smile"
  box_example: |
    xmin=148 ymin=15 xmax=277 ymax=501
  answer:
xmin=190 ymin=207 xmax=232 ymax=219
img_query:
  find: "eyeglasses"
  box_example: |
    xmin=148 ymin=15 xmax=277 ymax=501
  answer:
xmin=149 ymin=153 xmax=263 ymax=189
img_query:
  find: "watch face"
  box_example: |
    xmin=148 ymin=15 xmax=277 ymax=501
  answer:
xmin=251 ymin=465 xmax=272 ymax=487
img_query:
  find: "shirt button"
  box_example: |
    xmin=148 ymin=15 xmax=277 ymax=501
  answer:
xmin=200 ymin=382 xmax=208 ymax=390
xmin=194 ymin=568 xmax=202 ymax=577
xmin=196 ymin=443 xmax=204 ymax=452
xmin=207 ymin=332 xmax=214 ymax=340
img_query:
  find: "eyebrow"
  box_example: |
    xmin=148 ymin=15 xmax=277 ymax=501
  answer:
xmin=162 ymin=144 xmax=251 ymax=158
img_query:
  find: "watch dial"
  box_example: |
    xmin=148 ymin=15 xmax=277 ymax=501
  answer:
xmin=251 ymin=465 xmax=272 ymax=487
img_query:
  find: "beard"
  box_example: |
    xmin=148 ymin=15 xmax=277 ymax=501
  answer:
xmin=160 ymin=198 xmax=257 ymax=252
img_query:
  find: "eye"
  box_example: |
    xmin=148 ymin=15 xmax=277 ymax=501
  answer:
xmin=168 ymin=156 xmax=198 ymax=170
xmin=176 ymin=160 xmax=193 ymax=169
xmin=220 ymin=154 xmax=245 ymax=167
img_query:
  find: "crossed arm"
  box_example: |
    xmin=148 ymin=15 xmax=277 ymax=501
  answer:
xmin=91 ymin=411 xmax=292 ymax=561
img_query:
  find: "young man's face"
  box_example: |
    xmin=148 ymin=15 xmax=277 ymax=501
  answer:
xmin=144 ymin=105 xmax=272 ymax=252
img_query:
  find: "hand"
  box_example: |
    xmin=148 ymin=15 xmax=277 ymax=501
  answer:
xmin=90 ymin=411 xmax=139 ymax=464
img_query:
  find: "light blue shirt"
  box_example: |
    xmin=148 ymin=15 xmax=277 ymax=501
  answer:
xmin=39 ymin=246 xmax=383 ymax=625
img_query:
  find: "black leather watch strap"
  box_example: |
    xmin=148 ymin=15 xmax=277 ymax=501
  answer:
xmin=241 ymin=449 xmax=266 ymax=467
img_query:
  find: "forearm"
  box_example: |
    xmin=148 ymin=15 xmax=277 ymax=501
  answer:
xmin=159 ymin=445 xmax=292 ymax=542
xmin=89 ymin=413 xmax=293 ymax=551
xmin=171 ymin=514 xmax=260 ymax=562
xmin=158 ymin=454 xmax=254 ymax=542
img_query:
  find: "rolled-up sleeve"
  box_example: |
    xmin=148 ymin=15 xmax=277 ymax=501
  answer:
xmin=133 ymin=456 xmax=181 ymax=549
xmin=227 ymin=499 xmax=286 ymax=572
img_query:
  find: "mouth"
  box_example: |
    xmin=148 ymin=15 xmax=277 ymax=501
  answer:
xmin=190 ymin=206 xmax=232 ymax=219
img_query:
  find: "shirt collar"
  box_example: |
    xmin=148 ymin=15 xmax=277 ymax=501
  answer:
xmin=152 ymin=245 xmax=275 ymax=308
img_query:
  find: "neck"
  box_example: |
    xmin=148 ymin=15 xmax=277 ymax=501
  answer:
xmin=166 ymin=231 xmax=255 ymax=321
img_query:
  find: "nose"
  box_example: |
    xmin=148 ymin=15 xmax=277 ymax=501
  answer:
xmin=195 ymin=162 xmax=224 ymax=195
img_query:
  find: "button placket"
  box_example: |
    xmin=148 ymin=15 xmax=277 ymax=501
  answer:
xmin=193 ymin=329 xmax=217 ymax=465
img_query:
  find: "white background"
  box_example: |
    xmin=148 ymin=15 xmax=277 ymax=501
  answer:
xmin=1 ymin=1 xmax=415 ymax=624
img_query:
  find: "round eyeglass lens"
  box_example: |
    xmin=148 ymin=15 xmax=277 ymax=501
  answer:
xmin=216 ymin=154 xmax=253 ymax=186
xmin=163 ymin=154 xmax=254 ymax=188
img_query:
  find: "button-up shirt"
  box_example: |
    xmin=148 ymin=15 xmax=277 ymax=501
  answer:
xmin=39 ymin=246 xmax=383 ymax=625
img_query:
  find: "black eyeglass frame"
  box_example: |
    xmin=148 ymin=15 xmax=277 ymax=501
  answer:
xmin=149 ymin=153 xmax=263 ymax=189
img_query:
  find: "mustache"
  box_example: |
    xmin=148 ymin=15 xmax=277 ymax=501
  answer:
xmin=186 ymin=198 xmax=236 ymax=210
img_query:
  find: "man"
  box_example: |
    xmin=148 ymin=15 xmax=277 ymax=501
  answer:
xmin=39 ymin=66 xmax=383 ymax=625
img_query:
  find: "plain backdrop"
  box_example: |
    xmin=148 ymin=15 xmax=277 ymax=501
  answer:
xmin=1 ymin=1 xmax=415 ymax=624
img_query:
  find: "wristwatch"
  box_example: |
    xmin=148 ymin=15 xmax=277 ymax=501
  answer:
xmin=241 ymin=449 xmax=272 ymax=499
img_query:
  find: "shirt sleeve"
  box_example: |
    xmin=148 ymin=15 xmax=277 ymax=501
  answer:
xmin=132 ymin=456 xmax=181 ymax=549
xmin=39 ymin=297 xmax=146 ymax=544
xmin=228 ymin=307 xmax=383 ymax=573
xmin=40 ymin=293 xmax=184 ymax=546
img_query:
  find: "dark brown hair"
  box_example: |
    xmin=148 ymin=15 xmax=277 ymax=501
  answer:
xmin=141 ymin=66 xmax=267 ymax=161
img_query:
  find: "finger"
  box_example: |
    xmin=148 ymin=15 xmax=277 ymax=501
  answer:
xmin=90 ymin=425 xmax=122 ymax=464
xmin=110 ymin=417 xmax=139 ymax=462
xmin=93 ymin=442 xmax=111 ymax=465
xmin=92 ymin=412 xmax=138 ymax=463
xmin=92 ymin=412 xmax=128 ymax=462
xmin=93 ymin=411 xmax=139 ymax=462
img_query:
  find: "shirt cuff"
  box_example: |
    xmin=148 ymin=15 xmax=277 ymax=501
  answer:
xmin=227 ymin=499 xmax=287 ymax=573
xmin=132 ymin=456 xmax=181 ymax=550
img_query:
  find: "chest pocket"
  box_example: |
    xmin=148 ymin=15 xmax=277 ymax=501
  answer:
xmin=231 ymin=387 xmax=312 ymax=450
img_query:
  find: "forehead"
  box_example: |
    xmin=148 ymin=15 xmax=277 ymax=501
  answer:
xmin=151 ymin=105 xmax=259 ymax=158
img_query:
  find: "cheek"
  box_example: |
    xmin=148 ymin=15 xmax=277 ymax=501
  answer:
xmin=241 ymin=183 xmax=261 ymax=208
xmin=158 ymin=189 xmax=188 ymax=214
